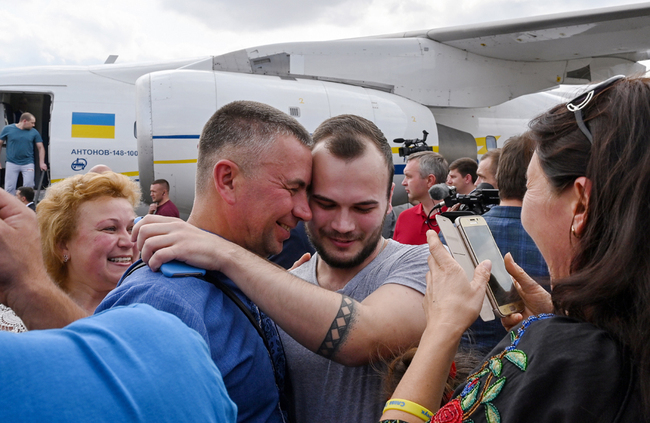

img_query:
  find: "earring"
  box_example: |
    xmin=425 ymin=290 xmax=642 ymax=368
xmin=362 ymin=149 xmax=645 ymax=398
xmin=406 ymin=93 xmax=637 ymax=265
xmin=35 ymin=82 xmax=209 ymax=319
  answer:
xmin=571 ymin=226 xmax=579 ymax=238
xmin=63 ymin=254 xmax=69 ymax=263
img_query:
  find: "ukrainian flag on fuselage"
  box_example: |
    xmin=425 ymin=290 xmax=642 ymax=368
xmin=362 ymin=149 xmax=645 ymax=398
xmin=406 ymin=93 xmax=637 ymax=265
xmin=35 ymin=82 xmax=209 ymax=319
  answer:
xmin=71 ymin=113 xmax=115 ymax=139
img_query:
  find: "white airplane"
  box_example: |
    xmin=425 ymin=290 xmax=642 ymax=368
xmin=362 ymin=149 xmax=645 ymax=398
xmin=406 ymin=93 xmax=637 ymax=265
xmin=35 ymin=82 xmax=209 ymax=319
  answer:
xmin=2 ymin=2 xmax=650 ymax=213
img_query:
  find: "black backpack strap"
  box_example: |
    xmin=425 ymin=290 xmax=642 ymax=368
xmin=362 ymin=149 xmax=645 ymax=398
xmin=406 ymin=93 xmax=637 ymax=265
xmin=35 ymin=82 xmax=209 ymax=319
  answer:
xmin=119 ymin=260 xmax=148 ymax=285
xmin=121 ymin=261 xmax=285 ymax=419
xmin=201 ymin=272 xmax=285 ymax=406
xmin=122 ymin=260 xmax=267 ymax=343
xmin=201 ymin=272 xmax=267 ymax=342
xmin=118 ymin=260 xmax=270 ymax=344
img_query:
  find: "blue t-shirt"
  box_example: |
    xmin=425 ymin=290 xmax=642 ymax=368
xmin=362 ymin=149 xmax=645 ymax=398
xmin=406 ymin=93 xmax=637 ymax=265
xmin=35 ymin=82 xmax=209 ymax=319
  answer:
xmin=0 ymin=304 xmax=237 ymax=423
xmin=0 ymin=124 xmax=43 ymax=165
xmin=96 ymin=262 xmax=285 ymax=423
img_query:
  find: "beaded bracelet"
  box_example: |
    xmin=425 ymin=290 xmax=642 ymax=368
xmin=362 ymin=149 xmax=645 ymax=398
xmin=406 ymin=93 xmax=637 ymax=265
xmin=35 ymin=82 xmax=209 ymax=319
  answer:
xmin=382 ymin=399 xmax=433 ymax=422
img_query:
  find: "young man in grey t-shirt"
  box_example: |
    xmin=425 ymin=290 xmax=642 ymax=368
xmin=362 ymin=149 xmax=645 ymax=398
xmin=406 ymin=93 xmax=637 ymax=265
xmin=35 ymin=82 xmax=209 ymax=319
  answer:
xmin=131 ymin=115 xmax=430 ymax=422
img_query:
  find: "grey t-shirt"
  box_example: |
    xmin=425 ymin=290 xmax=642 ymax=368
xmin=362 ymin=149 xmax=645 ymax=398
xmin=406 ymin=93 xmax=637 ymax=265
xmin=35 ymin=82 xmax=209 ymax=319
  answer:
xmin=280 ymin=240 xmax=429 ymax=423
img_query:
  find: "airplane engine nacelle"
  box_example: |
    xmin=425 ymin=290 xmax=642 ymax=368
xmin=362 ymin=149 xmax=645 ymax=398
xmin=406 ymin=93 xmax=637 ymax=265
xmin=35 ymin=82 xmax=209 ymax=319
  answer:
xmin=136 ymin=70 xmax=441 ymax=213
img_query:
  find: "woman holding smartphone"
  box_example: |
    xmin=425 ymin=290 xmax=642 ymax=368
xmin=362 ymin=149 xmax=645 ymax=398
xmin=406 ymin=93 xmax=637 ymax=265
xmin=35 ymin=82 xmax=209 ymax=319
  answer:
xmin=381 ymin=75 xmax=648 ymax=422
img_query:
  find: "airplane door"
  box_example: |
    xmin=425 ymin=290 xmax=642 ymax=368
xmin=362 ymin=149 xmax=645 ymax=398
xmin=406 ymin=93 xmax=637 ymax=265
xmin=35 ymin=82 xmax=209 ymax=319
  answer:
xmin=34 ymin=95 xmax=52 ymax=190
xmin=0 ymin=102 xmax=5 ymax=187
xmin=0 ymin=93 xmax=52 ymax=190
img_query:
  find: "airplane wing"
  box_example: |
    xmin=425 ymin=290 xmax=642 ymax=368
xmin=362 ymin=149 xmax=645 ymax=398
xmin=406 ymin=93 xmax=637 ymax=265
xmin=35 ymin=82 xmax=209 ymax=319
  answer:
xmin=211 ymin=3 xmax=650 ymax=108
xmin=376 ymin=2 xmax=650 ymax=63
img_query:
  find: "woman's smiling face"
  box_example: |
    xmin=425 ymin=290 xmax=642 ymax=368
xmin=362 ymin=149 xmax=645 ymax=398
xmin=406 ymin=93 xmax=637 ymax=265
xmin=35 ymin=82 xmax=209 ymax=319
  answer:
xmin=61 ymin=196 xmax=137 ymax=293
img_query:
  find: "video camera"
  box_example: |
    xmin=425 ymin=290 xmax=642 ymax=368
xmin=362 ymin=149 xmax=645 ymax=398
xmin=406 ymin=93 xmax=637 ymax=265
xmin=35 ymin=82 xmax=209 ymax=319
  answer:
xmin=428 ymin=182 xmax=500 ymax=216
xmin=394 ymin=130 xmax=433 ymax=157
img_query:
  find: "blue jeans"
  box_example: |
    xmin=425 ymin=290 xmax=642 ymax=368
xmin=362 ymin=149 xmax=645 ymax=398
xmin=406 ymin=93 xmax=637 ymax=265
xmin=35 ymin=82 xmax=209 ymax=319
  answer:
xmin=4 ymin=162 xmax=34 ymax=195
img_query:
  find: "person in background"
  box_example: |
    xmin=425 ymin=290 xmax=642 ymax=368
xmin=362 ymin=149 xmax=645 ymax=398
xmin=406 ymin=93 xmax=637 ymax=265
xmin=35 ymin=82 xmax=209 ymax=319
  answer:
xmin=88 ymin=164 xmax=112 ymax=174
xmin=37 ymin=172 xmax=140 ymax=314
xmin=149 ymin=179 xmax=180 ymax=218
xmin=16 ymin=186 xmax=35 ymax=211
xmin=383 ymin=347 xmax=481 ymax=410
xmin=474 ymin=149 xmax=500 ymax=189
xmin=0 ymin=113 xmax=47 ymax=195
xmin=460 ymin=134 xmax=548 ymax=355
xmin=394 ymin=151 xmax=448 ymax=243
xmin=381 ymin=75 xmax=648 ymax=422
xmin=446 ymin=158 xmax=476 ymax=195
xmin=0 ymin=303 xmax=27 ymax=332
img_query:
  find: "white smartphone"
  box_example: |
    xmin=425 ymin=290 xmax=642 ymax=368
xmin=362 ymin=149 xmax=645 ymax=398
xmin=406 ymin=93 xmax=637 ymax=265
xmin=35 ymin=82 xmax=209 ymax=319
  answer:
xmin=436 ymin=215 xmax=495 ymax=322
xmin=455 ymin=215 xmax=524 ymax=317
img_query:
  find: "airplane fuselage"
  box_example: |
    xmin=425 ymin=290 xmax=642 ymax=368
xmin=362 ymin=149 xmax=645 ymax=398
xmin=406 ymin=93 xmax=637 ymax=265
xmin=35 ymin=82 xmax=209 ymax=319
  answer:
xmin=0 ymin=62 xmax=571 ymax=212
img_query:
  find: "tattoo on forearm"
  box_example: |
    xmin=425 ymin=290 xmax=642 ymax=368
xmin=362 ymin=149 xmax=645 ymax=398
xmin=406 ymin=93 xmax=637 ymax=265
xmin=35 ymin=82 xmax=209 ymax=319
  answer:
xmin=317 ymin=295 xmax=357 ymax=358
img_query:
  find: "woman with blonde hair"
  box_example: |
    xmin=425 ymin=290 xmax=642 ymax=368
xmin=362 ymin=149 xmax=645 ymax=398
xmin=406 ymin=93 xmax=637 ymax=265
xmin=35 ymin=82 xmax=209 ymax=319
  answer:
xmin=37 ymin=171 xmax=140 ymax=314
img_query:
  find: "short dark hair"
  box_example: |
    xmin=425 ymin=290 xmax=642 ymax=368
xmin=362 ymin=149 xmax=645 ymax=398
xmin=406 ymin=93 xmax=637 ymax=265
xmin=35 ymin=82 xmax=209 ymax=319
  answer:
xmin=197 ymin=101 xmax=312 ymax=192
xmin=407 ymin=151 xmax=448 ymax=185
xmin=449 ymin=157 xmax=477 ymax=183
xmin=496 ymin=135 xmax=534 ymax=201
xmin=312 ymin=115 xmax=393 ymax=198
xmin=17 ymin=186 xmax=34 ymax=202
xmin=152 ymin=179 xmax=170 ymax=192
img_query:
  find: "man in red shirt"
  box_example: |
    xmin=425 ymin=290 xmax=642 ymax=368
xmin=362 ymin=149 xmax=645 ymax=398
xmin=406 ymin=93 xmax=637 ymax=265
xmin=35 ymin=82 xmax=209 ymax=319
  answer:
xmin=393 ymin=151 xmax=448 ymax=244
xmin=148 ymin=179 xmax=180 ymax=218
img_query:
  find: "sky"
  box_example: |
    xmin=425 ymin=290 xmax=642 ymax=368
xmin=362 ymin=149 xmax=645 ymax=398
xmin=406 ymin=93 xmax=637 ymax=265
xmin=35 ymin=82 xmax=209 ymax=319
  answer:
xmin=1 ymin=0 xmax=649 ymax=68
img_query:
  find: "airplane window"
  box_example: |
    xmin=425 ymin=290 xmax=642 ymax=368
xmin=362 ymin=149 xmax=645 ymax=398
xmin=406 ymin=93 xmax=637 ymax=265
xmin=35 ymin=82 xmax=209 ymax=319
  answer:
xmin=485 ymin=136 xmax=497 ymax=150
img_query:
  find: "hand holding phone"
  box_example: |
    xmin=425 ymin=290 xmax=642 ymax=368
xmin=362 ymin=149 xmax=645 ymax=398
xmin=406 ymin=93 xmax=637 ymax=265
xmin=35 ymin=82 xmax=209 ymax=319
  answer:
xmin=456 ymin=216 xmax=524 ymax=317
xmin=437 ymin=214 xmax=524 ymax=317
xmin=436 ymin=215 xmax=495 ymax=321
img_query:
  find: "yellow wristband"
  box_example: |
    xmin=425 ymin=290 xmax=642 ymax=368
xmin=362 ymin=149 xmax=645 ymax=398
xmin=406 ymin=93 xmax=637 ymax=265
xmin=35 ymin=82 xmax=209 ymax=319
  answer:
xmin=383 ymin=399 xmax=433 ymax=422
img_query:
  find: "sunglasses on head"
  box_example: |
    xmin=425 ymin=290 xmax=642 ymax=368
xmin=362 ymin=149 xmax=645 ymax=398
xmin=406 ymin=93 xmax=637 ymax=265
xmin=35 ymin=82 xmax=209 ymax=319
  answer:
xmin=566 ymin=75 xmax=626 ymax=144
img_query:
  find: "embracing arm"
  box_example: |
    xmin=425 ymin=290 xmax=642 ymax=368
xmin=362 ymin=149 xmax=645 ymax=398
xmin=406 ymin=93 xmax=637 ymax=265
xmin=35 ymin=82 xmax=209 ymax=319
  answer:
xmin=0 ymin=189 xmax=87 ymax=329
xmin=134 ymin=216 xmax=426 ymax=366
xmin=217 ymin=254 xmax=427 ymax=366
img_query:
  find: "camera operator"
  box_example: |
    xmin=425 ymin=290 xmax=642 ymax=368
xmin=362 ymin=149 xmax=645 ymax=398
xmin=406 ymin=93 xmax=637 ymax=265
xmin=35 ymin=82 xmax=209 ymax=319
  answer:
xmin=463 ymin=149 xmax=501 ymax=214
xmin=439 ymin=155 xmax=501 ymax=215
xmin=394 ymin=130 xmax=432 ymax=157
xmin=393 ymin=151 xmax=448 ymax=244
xmin=429 ymin=180 xmax=499 ymax=216
xmin=460 ymin=133 xmax=549 ymax=355
xmin=383 ymin=130 xmax=436 ymax=239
